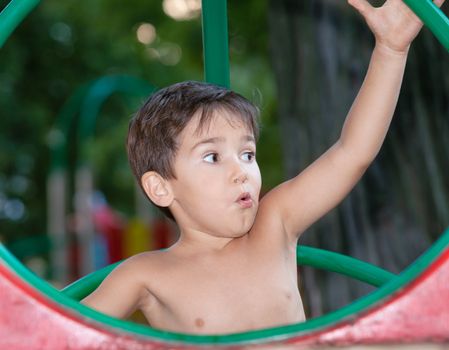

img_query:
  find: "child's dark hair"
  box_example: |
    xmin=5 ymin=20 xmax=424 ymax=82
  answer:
xmin=127 ymin=80 xmax=260 ymax=220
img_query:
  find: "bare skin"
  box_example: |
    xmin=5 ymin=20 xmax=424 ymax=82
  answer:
xmin=82 ymin=0 xmax=445 ymax=335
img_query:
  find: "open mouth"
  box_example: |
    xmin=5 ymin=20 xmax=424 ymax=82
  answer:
xmin=237 ymin=192 xmax=253 ymax=208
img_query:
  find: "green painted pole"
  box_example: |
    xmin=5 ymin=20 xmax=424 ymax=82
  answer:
xmin=49 ymin=83 xmax=92 ymax=172
xmin=0 ymin=0 xmax=40 ymax=48
xmin=404 ymin=0 xmax=449 ymax=52
xmin=297 ymin=246 xmax=395 ymax=287
xmin=77 ymin=75 xmax=156 ymax=162
xmin=201 ymin=0 xmax=230 ymax=88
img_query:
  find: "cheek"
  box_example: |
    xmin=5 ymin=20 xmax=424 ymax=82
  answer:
xmin=186 ymin=169 xmax=223 ymax=198
xmin=250 ymin=164 xmax=262 ymax=188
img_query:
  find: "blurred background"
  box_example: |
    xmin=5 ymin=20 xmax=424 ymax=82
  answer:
xmin=0 ymin=0 xmax=448 ymax=320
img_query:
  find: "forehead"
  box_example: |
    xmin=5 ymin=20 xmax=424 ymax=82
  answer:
xmin=181 ymin=109 xmax=254 ymax=144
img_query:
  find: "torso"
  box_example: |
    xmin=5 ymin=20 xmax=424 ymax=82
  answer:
xmin=137 ymin=235 xmax=305 ymax=334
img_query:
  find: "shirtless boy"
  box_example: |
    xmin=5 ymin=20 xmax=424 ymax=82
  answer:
xmin=82 ymin=0 xmax=445 ymax=335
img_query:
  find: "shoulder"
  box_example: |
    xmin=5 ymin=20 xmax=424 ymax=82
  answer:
xmin=116 ymin=249 xmax=171 ymax=279
xmin=95 ymin=250 xmax=169 ymax=294
xmin=103 ymin=250 xmax=172 ymax=309
xmin=81 ymin=250 xmax=173 ymax=318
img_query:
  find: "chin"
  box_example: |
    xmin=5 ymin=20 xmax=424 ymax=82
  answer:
xmin=232 ymin=230 xmax=249 ymax=238
xmin=237 ymin=217 xmax=256 ymax=236
xmin=221 ymin=224 xmax=252 ymax=239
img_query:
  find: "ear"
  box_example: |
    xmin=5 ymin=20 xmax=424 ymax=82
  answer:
xmin=141 ymin=171 xmax=174 ymax=207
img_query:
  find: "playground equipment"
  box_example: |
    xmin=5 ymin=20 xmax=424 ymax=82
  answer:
xmin=1 ymin=0 xmax=449 ymax=348
xmin=47 ymin=75 xmax=158 ymax=282
xmin=1 ymin=228 xmax=449 ymax=348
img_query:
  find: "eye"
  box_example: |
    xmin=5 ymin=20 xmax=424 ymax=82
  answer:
xmin=203 ymin=153 xmax=219 ymax=163
xmin=241 ymin=151 xmax=255 ymax=162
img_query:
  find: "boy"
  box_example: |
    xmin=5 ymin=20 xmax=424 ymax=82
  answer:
xmin=82 ymin=0 xmax=444 ymax=335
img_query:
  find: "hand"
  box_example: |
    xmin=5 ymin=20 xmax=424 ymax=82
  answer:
xmin=348 ymin=0 xmax=445 ymax=55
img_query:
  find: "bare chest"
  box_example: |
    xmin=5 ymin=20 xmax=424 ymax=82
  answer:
xmin=144 ymin=255 xmax=305 ymax=334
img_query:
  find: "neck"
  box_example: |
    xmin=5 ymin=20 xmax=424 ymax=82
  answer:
xmin=169 ymin=228 xmax=243 ymax=256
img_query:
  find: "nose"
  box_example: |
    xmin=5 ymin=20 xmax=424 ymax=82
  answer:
xmin=233 ymin=169 xmax=248 ymax=184
xmin=230 ymin=157 xmax=249 ymax=184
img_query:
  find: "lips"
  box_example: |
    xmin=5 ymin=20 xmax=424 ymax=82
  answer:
xmin=236 ymin=192 xmax=253 ymax=208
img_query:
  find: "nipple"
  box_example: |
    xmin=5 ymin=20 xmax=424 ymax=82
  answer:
xmin=195 ymin=318 xmax=205 ymax=328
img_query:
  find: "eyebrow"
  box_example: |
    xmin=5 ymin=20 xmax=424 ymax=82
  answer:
xmin=190 ymin=135 xmax=255 ymax=152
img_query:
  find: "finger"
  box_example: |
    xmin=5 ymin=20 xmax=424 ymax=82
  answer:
xmin=433 ymin=0 xmax=445 ymax=8
xmin=347 ymin=0 xmax=375 ymax=17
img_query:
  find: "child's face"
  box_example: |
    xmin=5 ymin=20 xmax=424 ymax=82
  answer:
xmin=168 ymin=109 xmax=261 ymax=240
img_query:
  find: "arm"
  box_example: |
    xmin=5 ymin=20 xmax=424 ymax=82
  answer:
xmin=81 ymin=257 xmax=151 ymax=319
xmin=257 ymin=0 xmax=445 ymax=243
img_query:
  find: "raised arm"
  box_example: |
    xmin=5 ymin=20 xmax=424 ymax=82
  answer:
xmin=257 ymin=0 xmax=444 ymax=243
